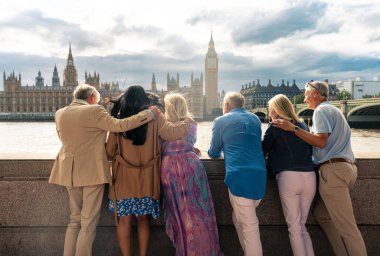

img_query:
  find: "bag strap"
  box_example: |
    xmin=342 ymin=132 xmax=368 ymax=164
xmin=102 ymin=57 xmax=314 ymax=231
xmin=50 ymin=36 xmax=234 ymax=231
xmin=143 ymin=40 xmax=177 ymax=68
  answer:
xmin=112 ymin=133 xmax=121 ymax=225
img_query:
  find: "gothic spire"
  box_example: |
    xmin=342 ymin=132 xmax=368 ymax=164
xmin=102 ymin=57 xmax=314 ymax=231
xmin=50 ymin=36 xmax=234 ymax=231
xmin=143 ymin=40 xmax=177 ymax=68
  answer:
xmin=151 ymin=73 xmax=157 ymax=92
xmin=68 ymin=43 xmax=73 ymax=62
xmin=152 ymin=73 xmax=156 ymax=83
xmin=208 ymin=31 xmax=215 ymax=48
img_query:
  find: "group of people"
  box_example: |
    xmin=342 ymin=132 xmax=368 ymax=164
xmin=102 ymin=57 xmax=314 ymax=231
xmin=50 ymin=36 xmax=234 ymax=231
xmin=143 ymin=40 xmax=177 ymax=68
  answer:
xmin=49 ymin=80 xmax=367 ymax=256
xmin=49 ymin=84 xmax=222 ymax=256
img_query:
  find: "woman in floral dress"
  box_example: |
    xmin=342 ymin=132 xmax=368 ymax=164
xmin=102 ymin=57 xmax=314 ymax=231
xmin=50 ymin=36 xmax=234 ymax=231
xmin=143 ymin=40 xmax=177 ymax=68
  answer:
xmin=161 ymin=93 xmax=223 ymax=256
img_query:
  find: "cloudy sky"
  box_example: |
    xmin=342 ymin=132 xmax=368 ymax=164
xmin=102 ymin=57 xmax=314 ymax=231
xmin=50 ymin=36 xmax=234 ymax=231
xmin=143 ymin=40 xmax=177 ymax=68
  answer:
xmin=1 ymin=0 xmax=380 ymax=92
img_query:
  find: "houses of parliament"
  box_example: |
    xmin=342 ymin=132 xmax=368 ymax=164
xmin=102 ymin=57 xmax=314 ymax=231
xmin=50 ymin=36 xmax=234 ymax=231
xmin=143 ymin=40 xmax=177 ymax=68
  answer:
xmin=0 ymin=35 xmax=220 ymax=120
xmin=0 ymin=44 xmax=120 ymax=114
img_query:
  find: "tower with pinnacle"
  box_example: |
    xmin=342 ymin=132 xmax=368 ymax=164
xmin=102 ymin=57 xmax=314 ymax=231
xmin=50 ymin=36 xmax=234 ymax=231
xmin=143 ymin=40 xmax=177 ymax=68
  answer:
xmin=191 ymin=73 xmax=203 ymax=119
xmin=35 ymin=70 xmax=44 ymax=87
xmin=151 ymin=73 xmax=157 ymax=92
xmin=52 ymin=65 xmax=60 ymax=87
xmin=167 ymin=73 xmax=180 ymax=92
xmin=63 ymin=44 xmax=78 ymax=87
xmin=204 ymin=33 xmax=219 ymax=114
xmin=85 ymin=71 xmax=100 ymax=89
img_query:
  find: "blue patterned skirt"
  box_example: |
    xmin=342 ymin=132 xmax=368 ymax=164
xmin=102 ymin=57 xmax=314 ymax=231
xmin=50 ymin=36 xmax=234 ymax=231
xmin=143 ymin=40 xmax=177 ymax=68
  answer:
xmin=109 ymin=197 xmax=160 ymax=219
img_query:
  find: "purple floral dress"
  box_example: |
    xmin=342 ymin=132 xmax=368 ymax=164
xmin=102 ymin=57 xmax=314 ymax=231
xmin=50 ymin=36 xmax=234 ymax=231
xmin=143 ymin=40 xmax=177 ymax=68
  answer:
xmin=161 ymin=122 xmax=223 ymax=256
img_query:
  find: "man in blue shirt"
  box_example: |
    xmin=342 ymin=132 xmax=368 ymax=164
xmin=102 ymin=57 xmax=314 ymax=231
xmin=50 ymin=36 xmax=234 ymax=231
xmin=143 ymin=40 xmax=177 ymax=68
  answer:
xmin=273 ymin=81 xmax=367 ymax=256
xmin=208 ymin=92 xmax=266 ymax=256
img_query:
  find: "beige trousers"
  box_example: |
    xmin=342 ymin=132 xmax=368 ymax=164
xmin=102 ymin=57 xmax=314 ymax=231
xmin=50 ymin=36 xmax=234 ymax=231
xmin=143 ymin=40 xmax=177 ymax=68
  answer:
xmin=229 ymin=190 xmax=262 ymax=256
xmin=64 ymin=184 xmax=105 ymax=256
xmin=313 ymin=162 xmax=367 ymax=256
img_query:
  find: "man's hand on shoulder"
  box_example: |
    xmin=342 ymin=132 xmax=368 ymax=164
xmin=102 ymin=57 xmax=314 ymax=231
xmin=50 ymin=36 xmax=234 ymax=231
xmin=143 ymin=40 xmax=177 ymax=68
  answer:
xmin=193 ymin=147 xmax=201 ymax=155
xmin=272 ymin=119 xmax=294 ymax=132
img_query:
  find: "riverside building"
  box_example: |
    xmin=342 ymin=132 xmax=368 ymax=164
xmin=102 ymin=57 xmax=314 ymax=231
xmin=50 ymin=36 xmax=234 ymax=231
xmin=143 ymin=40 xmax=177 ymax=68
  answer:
xmin=0 ymin=45 xmax=120 ymax=113
xmin=335 ymin=76 xmax=380 ymax=99
xmin=240 ymin=79 xmax=301 ymax=109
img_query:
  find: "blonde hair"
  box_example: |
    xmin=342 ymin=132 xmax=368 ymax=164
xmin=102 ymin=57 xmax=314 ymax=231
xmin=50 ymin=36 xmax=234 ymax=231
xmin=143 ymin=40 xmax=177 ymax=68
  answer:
xmin=268 ymin=94 xmax=302 ymax=123
xmin=164 ymin=93 xmax=193 ymax=122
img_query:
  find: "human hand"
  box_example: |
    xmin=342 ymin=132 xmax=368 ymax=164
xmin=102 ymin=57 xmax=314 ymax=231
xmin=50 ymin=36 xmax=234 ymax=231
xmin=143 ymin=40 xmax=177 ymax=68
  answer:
xmin=193 ymin=147 xmax=201 ymax=155
xmin=148 ymin=106 xmax=161 ymax=118
xmin=272 ymin=119 xmax=294 ymax=132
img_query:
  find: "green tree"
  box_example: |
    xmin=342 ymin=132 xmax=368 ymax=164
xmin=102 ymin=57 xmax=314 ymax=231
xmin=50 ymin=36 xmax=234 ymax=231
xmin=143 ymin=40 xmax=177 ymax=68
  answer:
xmin=293 ymin=92 xmax=305 ymax=104
xmin=362 ymin=93 xmax=380 ymax=99
xmin=362 ymin=94 xmax=373 ymax=99
xmin=336 ymin=90 xmax=352 ymax=100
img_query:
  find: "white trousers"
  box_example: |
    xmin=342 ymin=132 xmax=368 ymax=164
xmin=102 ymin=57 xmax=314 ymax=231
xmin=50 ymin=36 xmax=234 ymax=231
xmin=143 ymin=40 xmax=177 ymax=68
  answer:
xmin=277 ymin=171 xmax=316 ymax=256
xmin=228 ymin=190 xmax=262 ymax=256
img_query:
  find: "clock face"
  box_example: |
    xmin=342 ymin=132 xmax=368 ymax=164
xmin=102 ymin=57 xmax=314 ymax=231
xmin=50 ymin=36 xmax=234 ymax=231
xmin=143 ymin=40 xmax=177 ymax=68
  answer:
xmin=208 ymin=58 xmax=216 ymax=69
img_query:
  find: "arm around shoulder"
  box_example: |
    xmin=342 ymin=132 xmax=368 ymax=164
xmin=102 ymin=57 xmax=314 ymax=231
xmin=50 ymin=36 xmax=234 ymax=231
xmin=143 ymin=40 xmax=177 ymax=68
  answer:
xmin=95 ymin=106 xmax=153 ymax=132
xmin=294 ymin=126 xmax=328 ymax=148
xmin=272 ymin=118 xmax=328 ymax=148
xmin=157 ymin=113 xmax=189 ymax=141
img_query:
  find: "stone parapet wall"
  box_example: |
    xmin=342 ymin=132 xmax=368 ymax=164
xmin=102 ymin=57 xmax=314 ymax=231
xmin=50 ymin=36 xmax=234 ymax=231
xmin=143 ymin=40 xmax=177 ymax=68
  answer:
xmin=1 ymin=159 xmax=380 ymax=255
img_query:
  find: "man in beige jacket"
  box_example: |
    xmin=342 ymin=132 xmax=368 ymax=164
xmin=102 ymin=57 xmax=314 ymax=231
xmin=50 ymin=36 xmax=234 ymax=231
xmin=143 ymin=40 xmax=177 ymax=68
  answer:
xmin=49 ymin=84 xmax=187 ymax=256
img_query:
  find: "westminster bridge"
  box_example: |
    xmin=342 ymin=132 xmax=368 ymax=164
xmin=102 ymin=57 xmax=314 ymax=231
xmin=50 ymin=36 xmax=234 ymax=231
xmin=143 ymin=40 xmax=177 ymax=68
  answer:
xmin=251 ymin=98 xmax=380 ymax=128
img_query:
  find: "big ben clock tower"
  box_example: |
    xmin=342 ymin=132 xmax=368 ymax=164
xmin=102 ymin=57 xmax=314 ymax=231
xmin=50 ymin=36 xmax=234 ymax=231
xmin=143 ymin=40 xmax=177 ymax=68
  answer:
xmin=205 ymin=33 xmax=219 ymax=114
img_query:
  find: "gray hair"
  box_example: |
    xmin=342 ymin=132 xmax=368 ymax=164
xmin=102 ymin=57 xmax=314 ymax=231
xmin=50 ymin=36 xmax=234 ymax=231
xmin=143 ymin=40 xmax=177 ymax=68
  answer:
xmin=73 ymin=84 xmax=100 ymax=103
xmin=224 ymin=91 xmax=245 ymax=108
xmin=305 ymin=81 xmax=329 ymax=98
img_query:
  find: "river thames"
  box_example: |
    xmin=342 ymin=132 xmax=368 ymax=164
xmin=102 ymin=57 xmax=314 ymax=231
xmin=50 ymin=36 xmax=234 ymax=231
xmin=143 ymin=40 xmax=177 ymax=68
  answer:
xmin=0 ymin=122 xmax=379 ymax=159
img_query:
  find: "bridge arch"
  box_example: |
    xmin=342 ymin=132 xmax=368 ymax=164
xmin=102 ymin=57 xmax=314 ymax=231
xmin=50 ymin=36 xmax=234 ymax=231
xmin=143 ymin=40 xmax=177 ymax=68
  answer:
xmin=297 ymin=108 xmax=314 ymax=126
xmin=347 ymin=103 xmax=380 ymax=128
xmin=254 ymin=111 xmax=267 ymax=122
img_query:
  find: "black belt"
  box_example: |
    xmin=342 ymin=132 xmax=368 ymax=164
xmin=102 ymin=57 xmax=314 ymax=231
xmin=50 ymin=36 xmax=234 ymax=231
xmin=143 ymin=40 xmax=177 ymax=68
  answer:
xmin=319 ymin=158 xmax=354 ymax=167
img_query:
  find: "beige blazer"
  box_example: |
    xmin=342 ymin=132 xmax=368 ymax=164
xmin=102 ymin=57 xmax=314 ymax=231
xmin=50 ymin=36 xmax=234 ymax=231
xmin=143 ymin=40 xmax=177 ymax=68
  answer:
xmin=49 ymin=99 xmax=153 ymax=187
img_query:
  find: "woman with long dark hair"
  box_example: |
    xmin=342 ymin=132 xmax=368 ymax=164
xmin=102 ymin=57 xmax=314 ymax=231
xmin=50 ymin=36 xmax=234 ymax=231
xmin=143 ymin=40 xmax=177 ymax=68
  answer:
xmin=106 ymin=85 xmax=189 ymax=256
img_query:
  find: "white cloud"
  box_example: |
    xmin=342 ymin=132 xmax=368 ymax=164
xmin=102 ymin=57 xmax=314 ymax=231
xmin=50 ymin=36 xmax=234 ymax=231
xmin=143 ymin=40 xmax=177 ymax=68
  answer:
xmin=1 ymin=0 xmax=380 ymax=92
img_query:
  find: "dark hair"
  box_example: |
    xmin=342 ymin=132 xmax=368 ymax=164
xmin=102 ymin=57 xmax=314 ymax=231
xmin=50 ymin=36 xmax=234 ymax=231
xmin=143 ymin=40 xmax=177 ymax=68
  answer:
xmin=146 ymin=92 xmax=165 ymax=112
xmin=110 ymin=85 xmax=150 ymax=145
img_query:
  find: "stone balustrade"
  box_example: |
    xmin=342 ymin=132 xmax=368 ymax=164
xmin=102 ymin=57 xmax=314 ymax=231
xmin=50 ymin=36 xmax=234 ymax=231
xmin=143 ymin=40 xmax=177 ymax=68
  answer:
xmin=1 ymin=159 xmax=379 ymax=255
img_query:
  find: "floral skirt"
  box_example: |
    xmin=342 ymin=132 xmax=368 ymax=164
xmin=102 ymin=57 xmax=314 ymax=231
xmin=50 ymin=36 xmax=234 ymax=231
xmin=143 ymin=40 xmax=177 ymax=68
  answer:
xmin=109 ymin=197 xmax=160 ymax=219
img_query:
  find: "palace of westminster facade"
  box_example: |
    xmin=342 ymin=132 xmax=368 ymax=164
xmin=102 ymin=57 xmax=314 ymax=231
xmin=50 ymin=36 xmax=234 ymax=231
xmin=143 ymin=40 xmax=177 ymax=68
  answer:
xmin=0 ymin=35 xmax=220 ymax=119
xmin=0 ymin=35 xmax=312 ymax=119
xmin=0 ymin=45 xmax=120 ymax=114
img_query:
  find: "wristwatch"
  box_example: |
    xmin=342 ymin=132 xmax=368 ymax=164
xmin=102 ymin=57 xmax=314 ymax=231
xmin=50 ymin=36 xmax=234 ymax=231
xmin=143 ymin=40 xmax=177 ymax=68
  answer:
xmin=293 ymin=125 xmax=299 ymax=133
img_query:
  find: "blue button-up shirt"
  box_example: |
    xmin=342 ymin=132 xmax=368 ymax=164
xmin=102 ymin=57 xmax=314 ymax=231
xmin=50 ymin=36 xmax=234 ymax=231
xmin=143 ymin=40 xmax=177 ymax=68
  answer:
xmin=208 ymin=108 xmax=266 ymax=200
